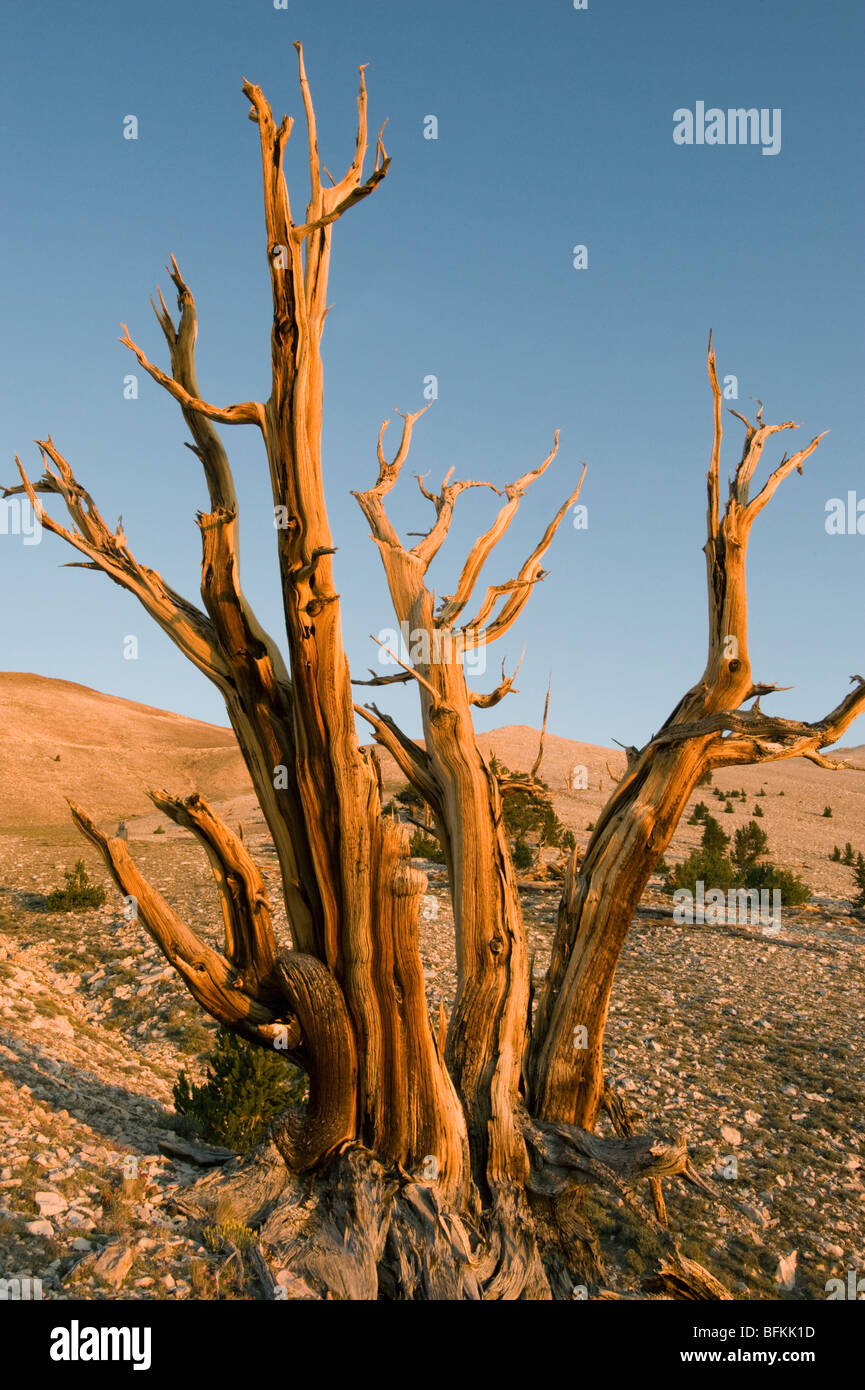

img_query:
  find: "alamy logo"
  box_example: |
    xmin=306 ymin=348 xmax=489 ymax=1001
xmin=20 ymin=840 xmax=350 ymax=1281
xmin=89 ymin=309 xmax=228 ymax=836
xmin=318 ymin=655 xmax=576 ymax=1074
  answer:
xmin=825 ymin=492 xmax=865 ymax=535
xmin=49 ymin=1321 xmax=152 ymax=1371
xmin=825 ymin=1269 xmax=865 ymax=1300
xmin=0 ymin=496 xmax=42 ymax=545
xmin=376 ymin=621 xmax=486 ymax=676
xmin=0 ymin=1276 xmax=42 ymax=1299
xmin=673 ymin=103 xmax=781 ymax=156
xmin=672 ymin=880 xmax=781 ymax=928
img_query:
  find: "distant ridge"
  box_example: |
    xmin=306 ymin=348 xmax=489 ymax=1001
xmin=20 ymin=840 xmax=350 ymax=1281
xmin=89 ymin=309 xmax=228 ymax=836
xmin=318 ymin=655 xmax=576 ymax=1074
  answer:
xmin=1 ymin=677 xmax=863 ymax=876
xmin=0 ymin=672 xmax=248 ymax=829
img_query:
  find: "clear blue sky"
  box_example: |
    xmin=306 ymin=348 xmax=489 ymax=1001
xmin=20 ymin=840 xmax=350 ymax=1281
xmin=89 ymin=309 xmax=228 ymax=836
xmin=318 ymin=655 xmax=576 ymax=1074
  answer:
xmin=1 ymin=0 xmax=863 ymax=749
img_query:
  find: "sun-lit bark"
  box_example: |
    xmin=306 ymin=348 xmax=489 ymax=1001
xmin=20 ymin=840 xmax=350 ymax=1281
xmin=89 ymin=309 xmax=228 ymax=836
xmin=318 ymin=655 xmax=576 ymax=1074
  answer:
xmin=529 ymin=338 xmax=865 ymax=1132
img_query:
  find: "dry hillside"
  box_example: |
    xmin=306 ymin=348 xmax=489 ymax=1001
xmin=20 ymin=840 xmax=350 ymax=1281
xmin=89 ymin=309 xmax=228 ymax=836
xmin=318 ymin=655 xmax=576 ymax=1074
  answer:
xmin=0 ymin=673 xmax=252 ymax=833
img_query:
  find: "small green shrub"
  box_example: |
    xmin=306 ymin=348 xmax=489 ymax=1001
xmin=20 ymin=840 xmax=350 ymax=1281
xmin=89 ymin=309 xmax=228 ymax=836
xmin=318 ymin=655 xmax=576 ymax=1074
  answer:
xmin=46 ymin=859 xmax=107 ymax=911
xmin=843 ymin=843 xmax=855 ymax=866
xmin=173 ymin=1030 xmax=308 ymax=1153
xmin=512 ymin=837 xmax=533 ymax=871
xmin=395 ymin=784 xmax=425 ymax=811
xmin=700 ymin=817 xmax=728 ymax=855
xmin=724 ymin=801 xmax=734 ymax=814
xmin=822 ymin=806 xmax=833 ymax=818
xmin=409 ymin=829 xmax=445 ymax=863
xmin=853 ymin=854 xmax=865 ymax=916
xmin=665 ymin=816 xmax=810 ymax=905
xmin=496 ymin=764 xmax=564 ymax=852
xmin=830 ymin=846 xmax=842 ymax=862
xmin=666 ymin=817 xmax=735 ymax=895
xmin=753 ymin=805 xmax=763 ymax=817
xmin=742 ymin=862 xmax=811 ymax=906
xmin=731 ymin=822 xmax=769 ymax=874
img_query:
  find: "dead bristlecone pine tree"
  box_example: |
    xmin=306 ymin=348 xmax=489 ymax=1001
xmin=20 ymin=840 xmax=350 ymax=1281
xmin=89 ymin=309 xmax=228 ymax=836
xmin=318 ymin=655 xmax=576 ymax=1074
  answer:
xmin=9 ymin=45 xmax=865 ymax=1301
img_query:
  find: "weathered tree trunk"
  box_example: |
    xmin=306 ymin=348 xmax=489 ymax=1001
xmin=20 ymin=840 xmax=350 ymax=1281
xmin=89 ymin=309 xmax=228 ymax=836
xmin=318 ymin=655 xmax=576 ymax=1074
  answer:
xmin=9 ymin=49 xmax=865 ymax=1299
xmin=529 ymin=353 xmax=864 ymax=1133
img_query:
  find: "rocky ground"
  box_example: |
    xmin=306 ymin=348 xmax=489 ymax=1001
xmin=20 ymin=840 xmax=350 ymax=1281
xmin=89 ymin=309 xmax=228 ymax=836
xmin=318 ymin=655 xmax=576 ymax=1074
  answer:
xmin=0 ymin=764 xmax=863 ymax=1301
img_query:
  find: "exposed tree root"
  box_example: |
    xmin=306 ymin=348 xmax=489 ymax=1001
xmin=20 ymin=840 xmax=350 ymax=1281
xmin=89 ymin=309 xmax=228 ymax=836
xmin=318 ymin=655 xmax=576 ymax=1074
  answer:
xmin=172 ymin=1130 xmax=729 ymax=1301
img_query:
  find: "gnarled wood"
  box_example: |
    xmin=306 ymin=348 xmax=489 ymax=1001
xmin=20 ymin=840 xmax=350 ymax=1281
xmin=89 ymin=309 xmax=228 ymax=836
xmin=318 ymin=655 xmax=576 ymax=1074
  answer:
xmin=530 ymin=336 xmax=865 ymax=1132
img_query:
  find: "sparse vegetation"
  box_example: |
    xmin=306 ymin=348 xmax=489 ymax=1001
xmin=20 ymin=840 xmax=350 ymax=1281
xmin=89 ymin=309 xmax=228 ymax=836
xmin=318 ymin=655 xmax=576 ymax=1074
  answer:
xmin=46 ymin=859 xmax=107 ymax=912
xmin=665 ymin=816 xmax=811 ymax=905
xmin=731 ymin=822 xmax=769 ymax=874
xmin=202 ymin=1218 xmax=256 ymax=1254
xmin=512 ymin=837 xmax=533 ymax=872
xmin=409 ymin=828 xmax=445 ymax=863
xmin=173 ymin=1029 xmax=308 ymax=1152
xmin=495 ymin=762 xmax=568 ymax=851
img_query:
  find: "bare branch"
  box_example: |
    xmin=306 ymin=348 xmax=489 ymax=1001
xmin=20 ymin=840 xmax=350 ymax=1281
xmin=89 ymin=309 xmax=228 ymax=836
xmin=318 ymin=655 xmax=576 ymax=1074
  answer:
xmin=706 ymin=330 xmax=722 ymax=544
xmin=353 ymin=406 xmax=431 ymax=551
xmin=149 ymin=789 xmax=276 ymax=993
xmin=150 ymin=256 xmax=240 ymax=511
xmin=119 ymin=325 xmax=265 ymax=428
xmin=646 ymin=676 xmax=865 ymax=770
xmin=10 ymin=447 xmax=230 ymax=687
xmin=743 ymin=430 xmax=828 ymax=524
xmin=354 ymin=703 xmax=441 ymax=811
xmin=463 ymin=466 xmax=586 ymax=647
xmin=437 ymin=433 xmax=561 ymax=627
xmin=290 ymin=45 xmax=390 ymax=241
xmin=68 ymin=802 xmax=296 ymax=1047
xmin=291 ymin=159 xmax=391 ymax=240
xmin=410 ymin=474 xmax=503 ymax=570
xmin=530 ymin=680 xmax=551 ymax=782
xmin=468 ymin=650 xmax=525 ymax=709
xmin=369 ymin=634 xmax=440 ymax=702
xmin=351 ymin=667 xmax=413 ymax=688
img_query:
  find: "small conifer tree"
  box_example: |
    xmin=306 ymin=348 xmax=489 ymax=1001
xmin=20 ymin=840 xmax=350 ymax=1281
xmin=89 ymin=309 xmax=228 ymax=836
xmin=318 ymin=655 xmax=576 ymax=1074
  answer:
xmin=174 ymin=1030 xmax=308 ymax=1152
xmin=46 ymin=859 xmax=107 ymax=911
